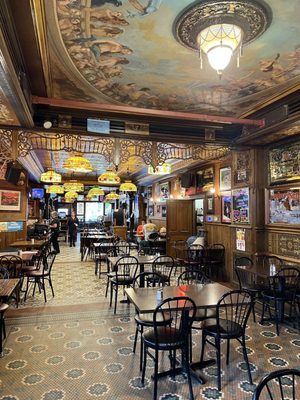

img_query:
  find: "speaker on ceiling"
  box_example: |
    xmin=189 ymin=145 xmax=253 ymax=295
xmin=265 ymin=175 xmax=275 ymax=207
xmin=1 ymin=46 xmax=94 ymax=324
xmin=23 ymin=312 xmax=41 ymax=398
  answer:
xmin=5 ymin=162 xmax=22 ymax=185
xmin=181 ymin=173 xmax=192 ymax=188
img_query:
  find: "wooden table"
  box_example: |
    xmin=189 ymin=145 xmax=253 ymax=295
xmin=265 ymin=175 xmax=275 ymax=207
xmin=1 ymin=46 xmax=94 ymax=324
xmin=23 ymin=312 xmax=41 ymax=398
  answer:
xmin=9 ymin=240 xmax=46 ymax=250
xmin=125 ymin=282 xmax=230 ymax=384
xmin=0 ymin=278 xmax=20 ymax=298
xmin=0 ymin=250 xmax=38 ymax=262
xmin=126 ymin=282 xmax=229 ymax=314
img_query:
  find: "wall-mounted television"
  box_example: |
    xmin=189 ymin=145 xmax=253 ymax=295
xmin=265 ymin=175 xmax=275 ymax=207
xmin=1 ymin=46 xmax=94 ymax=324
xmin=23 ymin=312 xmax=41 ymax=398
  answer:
xmin=32 ymin=188 xmax=44 ymax=200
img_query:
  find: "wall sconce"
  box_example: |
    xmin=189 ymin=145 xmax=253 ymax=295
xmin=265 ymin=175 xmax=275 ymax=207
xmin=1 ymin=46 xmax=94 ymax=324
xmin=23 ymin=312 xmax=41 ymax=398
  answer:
xmin=209 ymin=187 xmax=220 ymax=198
xmin=170 ymin=194 xmax=174 ymax=199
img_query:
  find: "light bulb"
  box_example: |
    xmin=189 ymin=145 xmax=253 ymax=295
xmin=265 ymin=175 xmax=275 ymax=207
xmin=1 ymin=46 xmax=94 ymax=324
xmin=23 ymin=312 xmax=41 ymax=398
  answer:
xmin=207 ymin=46 xmax=233 ymax=74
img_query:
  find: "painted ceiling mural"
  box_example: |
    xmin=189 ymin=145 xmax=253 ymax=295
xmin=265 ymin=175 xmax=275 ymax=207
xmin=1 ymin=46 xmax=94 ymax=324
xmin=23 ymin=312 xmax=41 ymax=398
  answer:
xmin=46 ymin=0 xmax=300 ymax=117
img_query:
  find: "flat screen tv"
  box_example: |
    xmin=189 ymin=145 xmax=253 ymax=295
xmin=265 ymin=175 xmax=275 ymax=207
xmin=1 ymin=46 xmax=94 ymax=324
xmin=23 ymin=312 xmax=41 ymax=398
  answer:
xmin=32 ymin=188 xmax=44 ymax=200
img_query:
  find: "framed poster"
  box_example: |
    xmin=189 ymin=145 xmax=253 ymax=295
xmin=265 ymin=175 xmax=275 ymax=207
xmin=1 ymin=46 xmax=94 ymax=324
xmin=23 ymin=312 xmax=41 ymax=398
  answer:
xmin=156 ymin=205 xmax=161 ymax=214
xmin=160 ymin=182 xmax=169 ymax=201
xmin=196 ymin=166 xmax=214 ymax=192
xmin=269 ymin=188 xmax=300 ymax=224
xmin=219 ymin=167 xmax=231 ymax=191
xmin=233 ymin=151 xmax=251 ymax=187
xmin=0 ymin=190 xmax=21 ymax=211
xmin=221 ymin=194 xmax=232 ymax=223
xmin=269 ymin=142 xmax=300 ymax=185
xmin=206 ymin=195 xmax=214 ymax=214
xmin=161 ymin=206 xmax=167 ymax=218
xmin=236 ymin=228 xmax=246 ymax=251
xmin=232 ymin=188 xmax=249 ymax=223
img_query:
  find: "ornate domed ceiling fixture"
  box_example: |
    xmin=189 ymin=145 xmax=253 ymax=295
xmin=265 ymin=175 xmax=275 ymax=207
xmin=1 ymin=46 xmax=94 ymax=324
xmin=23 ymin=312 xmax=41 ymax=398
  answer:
xmin=63 ymin=153 xmax=93 ymax=173
xmin=148 ymin=163 xmax=171 ymax=175
xmin=105 ymin=192 xmax=120 ymax=201
xmin=40 ymin=169 xmax=62 ymax=183
xmin=87 ymin=187 xmax=105 ymax=197
xmin=98 ymin=169 xmax=120 ymax=185
xmin=63 ymin=180 xmax=84 ymax=192
xmin=174 ymin=0 xmax=272 ymax=77
xmin=120 ymin=181 xmax=137 ymax=192
xmin=46 ymin=185 xmax=64 ymax=194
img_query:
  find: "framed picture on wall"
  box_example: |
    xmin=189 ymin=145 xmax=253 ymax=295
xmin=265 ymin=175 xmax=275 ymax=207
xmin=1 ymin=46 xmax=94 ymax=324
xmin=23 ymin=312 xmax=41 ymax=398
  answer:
xmin=156 ymin=205 xmax=161 ymax=214
xmin=268 ymin=188 xmax=300 ymax=224
xmin=161 ymin=206 xmax=167 ymax=218
xmin=219 ymin=167 xmax=231 ymax=191
xmin=148 ymin=205 xmax=154 ymax=217
xmin=221 ymin=194 xmax=232 ymax=223
xmin=206 ymin=195 xmax=214 ymax=214
xmin=160 ymin=182 xmax=169 ymax=201
xmin=232 ymin=187 xmax=250 ymax=223
xmin=0 ymin=190 xmax=21 ymax=211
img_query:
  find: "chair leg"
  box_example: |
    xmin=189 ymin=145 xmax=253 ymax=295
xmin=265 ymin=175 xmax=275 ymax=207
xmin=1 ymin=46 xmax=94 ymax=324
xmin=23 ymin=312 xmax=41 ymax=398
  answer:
xmin=42 ymin=277 xmax=47 ymax=303
xmin=0 ymin=314 xmax=3 ymax=357
xmin=184 ymin=343 xmax=194 ymax=400
xmin=49 ymin=276 xmax=55 ymax=297
xmin=133 ymin=323 xmax=139 ymax=354
xmin=114 ymin=286 xmax=118 ymax=314
xmin=241 ymin=335 xmax=253 ymax=385
xmin=141 ymin=343 xmax=147 ymax=384
xmin=105 ymin=277 xmax=110 ymax=298
xmin=226 ymin=339 xmax=230 ymax=365
xmin=139 ymin=325 xmax=144 ymax=371
xmin=216 ymin=337 xmax=222 ymax=391
xmin=199 ymin=331 xmax=206 ymax=363
xmin=24 ymin=277 xmax=30 ymax=303
xmin=153 ymin=348 xmax=159 ymax=400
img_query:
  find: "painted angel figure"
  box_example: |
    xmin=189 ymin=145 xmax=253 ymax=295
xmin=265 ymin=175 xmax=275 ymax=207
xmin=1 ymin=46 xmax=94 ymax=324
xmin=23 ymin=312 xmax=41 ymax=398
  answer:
xmin=127 ymin=0 xmax=163 ymax=17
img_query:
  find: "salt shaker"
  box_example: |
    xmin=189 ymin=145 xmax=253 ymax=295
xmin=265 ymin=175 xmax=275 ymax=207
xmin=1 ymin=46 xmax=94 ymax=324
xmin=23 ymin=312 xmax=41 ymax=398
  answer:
xmin=156 ymin=288 xmax=163 ymax=304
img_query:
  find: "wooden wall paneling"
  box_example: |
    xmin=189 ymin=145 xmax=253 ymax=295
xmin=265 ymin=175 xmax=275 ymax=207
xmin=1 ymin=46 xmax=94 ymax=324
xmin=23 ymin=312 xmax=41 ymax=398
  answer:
xmin=205 ymin=223 xmax=232 ymax=281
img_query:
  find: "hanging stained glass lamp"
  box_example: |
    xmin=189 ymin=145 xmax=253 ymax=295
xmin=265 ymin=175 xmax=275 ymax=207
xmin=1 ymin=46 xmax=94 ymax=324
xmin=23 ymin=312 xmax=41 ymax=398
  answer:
xmin=98 ymin=170 xmax=120 ymax=185
xmin=63 ymin=153 xmax=93 ymax=173
xmin=63 ymin=181 xmax=84 ymax=192
xmin=65 ymin=191 xmax=78 ymax=201
xmin=105 ymin=192 xmax=119 ymax=201
xmin=46 ymin=185 xmax=64 ymax=194
xmin=40 ymin=169 xmax=62 ymax=183
xmin=87 ymin=187 xmax=105 ymax=197
xmin=120 ymin=181 xmax=137 ymax=192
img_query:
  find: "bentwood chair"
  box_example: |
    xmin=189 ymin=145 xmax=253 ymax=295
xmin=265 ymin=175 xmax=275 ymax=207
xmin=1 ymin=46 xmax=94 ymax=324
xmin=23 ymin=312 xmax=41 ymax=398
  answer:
xmin=260 ymin=267 xmax=300 ymax=335
xmin=200 ymin=290 xmax=254 ymax=391
xmin=141 ymin=296 xmax=197 ymax=400
xmin=252 ymin=368 xmax=300 ymax=400
xmin=132 ymin=272 xmax=167 ymax=370
xmin=234 ymin=256 xmax=266 ymax=322
xmin=152 ymin=256 xmax=174 ymax=285
xmin=203 ymin=244 xmax=225 ymax=280
xmin=24 ymin=251 xmax=56 ymax=303
xmin=177 ymin=270 xmax=215 ymax=362
xmin=0 ymin=255 xmax=23 ymax=307
xmin=173 ymin=240 xmax=187 ymax=275
xmin=184 ymin=244 xmax=205 ymax=272
xmin=109 ymin=256 xmax=138 ymax=314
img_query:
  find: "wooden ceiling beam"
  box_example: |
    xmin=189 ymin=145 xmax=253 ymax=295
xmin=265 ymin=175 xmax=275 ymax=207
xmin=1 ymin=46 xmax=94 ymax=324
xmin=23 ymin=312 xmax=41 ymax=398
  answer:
xmin=32 ymin=96 xmax=265 ymax=128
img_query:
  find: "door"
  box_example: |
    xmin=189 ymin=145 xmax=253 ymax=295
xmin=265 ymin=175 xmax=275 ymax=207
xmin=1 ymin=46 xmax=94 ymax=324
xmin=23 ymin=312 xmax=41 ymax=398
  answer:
xmin=166 ymin=199 xmax=195 ymax=256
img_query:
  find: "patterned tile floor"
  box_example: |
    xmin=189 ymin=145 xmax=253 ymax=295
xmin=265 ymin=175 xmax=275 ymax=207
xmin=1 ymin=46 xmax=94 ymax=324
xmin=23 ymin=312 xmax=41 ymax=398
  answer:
xmin=1 ymin=242 xmax=300 ymax=399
